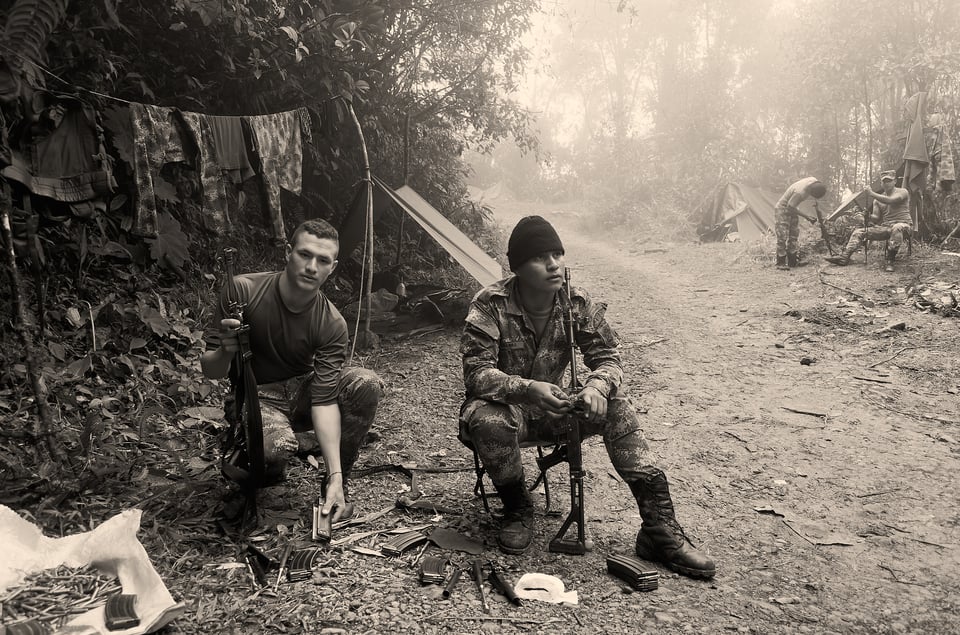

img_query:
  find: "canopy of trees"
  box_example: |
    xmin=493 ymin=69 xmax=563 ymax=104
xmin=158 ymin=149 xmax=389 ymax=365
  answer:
xmin=473 ymin=0 xmax=960 ymax=239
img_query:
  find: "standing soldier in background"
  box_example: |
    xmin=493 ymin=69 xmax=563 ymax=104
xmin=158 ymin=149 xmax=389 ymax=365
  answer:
xmin=774 ymin=177 xmax=827 ymax=270
xmin=825 ymin=170 xmax=911 ymax=272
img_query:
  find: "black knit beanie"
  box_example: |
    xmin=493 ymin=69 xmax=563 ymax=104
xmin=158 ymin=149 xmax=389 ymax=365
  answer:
xmin=507 ymin=215 xmax=564 ymax=271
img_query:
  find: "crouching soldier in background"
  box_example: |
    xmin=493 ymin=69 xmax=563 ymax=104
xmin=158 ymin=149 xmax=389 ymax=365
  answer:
xmin=458 ymin=215 xmax=716 ymax=579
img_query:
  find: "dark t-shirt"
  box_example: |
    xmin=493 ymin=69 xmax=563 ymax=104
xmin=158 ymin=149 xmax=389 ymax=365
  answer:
xmin=212 ymin=272 xmax=348 ymax=405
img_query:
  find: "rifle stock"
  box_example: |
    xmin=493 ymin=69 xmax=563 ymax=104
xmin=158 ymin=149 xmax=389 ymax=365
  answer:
xmin=548 ymin=267 xmax=587 ymax=556
xmin=222 ymin=249 xmax=266 ymax=524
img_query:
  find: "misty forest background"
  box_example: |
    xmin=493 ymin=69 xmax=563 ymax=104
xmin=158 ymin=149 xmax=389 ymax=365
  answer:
xmin=2 ymin=0 xmax=960 ymax=486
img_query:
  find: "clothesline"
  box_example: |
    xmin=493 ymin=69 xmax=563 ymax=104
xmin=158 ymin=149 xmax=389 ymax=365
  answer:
xmin=0 ymin=42 xmax=341 ymax=116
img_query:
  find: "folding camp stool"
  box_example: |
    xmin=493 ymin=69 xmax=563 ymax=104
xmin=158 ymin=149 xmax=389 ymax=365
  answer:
xmin=864 ymin=228 xmax=913 ymax=263
xmin=458 ymin=419 xmax=567 ymax=515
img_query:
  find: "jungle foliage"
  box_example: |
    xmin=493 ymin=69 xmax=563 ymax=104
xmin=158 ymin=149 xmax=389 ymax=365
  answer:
xmin=0 ymin=0 xmax=537 ymax=484
xmin=473 ymin=0 xmax=960 ymax=240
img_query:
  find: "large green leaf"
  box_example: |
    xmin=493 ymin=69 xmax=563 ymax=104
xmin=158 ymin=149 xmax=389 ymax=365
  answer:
xmin=147 ymin=211 xmax=190 ymax=269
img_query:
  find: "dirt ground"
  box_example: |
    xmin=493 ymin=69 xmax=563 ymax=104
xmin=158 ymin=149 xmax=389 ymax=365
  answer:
xmin=13 ymin=198 xmax=958 ymax=634
xmin=444 ymin=199 xmax=960 ymax=634
xmin=164 ymin=198 xmax=958 ymax=635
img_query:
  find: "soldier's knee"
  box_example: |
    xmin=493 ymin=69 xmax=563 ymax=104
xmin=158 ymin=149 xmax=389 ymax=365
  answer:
xmin=466 ymin=404 xmax=517 ymax=442
xmin=341 ymin=368 xmax=384 ymax=407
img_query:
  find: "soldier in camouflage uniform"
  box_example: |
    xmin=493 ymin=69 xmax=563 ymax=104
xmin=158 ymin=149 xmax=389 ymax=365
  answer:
xmin=774 ymin=177 xmax=827 ymax=269
xmin=459 ymin=215 xmax=715 ymax=579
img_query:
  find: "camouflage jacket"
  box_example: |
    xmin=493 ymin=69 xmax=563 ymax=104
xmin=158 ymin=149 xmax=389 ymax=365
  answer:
xmin=460 ymin=275 xmax=623 ymax=405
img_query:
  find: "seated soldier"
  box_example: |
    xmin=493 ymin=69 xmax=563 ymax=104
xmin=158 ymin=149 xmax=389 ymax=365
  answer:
xmin=825 ymin=170 xmax=912 ymax=272
xmin=459 ymin=215 xmax=716 ymax=579
xmin=201 ymin=219 xmax=384 ymax=522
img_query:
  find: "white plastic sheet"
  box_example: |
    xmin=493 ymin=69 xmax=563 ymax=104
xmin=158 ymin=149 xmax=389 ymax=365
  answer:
xmin=0 ymin=506 xmax=185 ymax=634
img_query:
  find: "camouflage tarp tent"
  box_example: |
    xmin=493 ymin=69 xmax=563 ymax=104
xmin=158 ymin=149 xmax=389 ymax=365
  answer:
xmin=699 ymin=182 xmax=816 ymax=242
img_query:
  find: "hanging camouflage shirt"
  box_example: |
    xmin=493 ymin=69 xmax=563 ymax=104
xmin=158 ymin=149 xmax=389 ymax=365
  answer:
xmin=460 ymin=275 xmax=623 ymax=405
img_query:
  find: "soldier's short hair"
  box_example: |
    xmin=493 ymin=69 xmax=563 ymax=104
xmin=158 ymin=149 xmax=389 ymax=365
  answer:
xmin=290 ymin=219 xmax=338 ymax=248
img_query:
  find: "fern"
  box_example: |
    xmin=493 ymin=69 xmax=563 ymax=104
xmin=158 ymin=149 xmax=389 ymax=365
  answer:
xmin=0 ymin=0 xmax=70 ymax=99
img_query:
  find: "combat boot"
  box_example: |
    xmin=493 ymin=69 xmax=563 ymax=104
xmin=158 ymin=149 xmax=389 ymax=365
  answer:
xmin=824 ymin=252 xmax=852 ymax=266
xmin=495 ymin=478 xmax=535 ymax=554
xmin=629 ymin=468 xmax=716 ymax=580
xmin=775 ymin=255 xmax=789 ymax=270
xmin=884 ymin=246 xmax=899 ymax=272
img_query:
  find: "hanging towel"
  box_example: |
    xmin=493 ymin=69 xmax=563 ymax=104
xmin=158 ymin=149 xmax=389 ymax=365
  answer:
xmin=129 ymin=103 xmax=187 ymax=237
xmin=177 ymin=111 xmax=229 ymax=234
xmin=245 ymin=109 xmax=306 ymax=242
xmin=901 ymin=92 xmax=929 ymax=195
xmin=207 ymin=115 xmax=255 ymax=184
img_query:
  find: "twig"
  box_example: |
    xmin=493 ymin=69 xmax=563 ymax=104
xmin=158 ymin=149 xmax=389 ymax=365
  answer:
xmin=856 ymin=489 xmax=900 ymax=498
xmin=781 ymin=520 xmax=815 ymax=545
xmin=867 ymin=347 xmax=916 ymax=369
xmin=817 ymin=272 xmax=866 ymax=300
xmin=852 ymin=375 xmax=893 ymax=384
xmin=878 ymin=563 xmax=927 ymax=587
xmin=872 ymin=402 xmax=960 ymax=426
xmin=723 ymin=431 xmax=749 ymax=445
xmin=940 ymin=219 xmax=960 ymax=247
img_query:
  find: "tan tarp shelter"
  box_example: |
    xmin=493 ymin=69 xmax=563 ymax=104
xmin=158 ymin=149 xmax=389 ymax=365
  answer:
xmin=699 ymin=182 xmax=816 ymax=242
xmin=340 ymin=177 xmax=502 ymax=287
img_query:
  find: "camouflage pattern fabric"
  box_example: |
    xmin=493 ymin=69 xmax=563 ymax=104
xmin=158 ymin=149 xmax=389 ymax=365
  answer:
xmin=460 ymin=396 xmax=649 ymax=484
xmin=230 ymin=367 xmax=383 ymax=483
xmin=842 ymin=223 xmax=912 ymax=256
xmin=178 ymin=111 xmax=229 ymax=233
xmin=244 ymin=110 xmax=306 ymax=242
xmin=774 ymin=205 xmax=800 ymax=259
xmin=460 ymin=275 xmax=651 ymax=486
xmin=129 ymin=103 xmax=187 ymax=237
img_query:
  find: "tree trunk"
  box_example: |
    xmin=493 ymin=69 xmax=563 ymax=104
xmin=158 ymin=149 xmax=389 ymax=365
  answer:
xmin=0 ymin=184 xmax=68 ymax=469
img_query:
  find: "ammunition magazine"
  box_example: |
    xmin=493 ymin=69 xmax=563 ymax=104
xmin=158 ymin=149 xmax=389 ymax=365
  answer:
xmin=418 ymin=555 xmax=449 ymax=585
xmin=287 ymin=548 xmax=322 ymax=582
xmin=606 ymin=554 xmax=659 ymax=592
xmin=312 ymin=499 xmax=333 ymax=543
xmin=4 ymin=620 xmax=49 ymax=635
xmin=381 ymin=530 xmax=430 ymax=556
xmin=104 ymin=594 xmax=140 ymax=631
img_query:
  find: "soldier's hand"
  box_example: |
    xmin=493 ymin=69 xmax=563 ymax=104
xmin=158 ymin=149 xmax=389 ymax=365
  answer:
xmin=577 ymin=386 xmax=608 ymax=422
xmin=219 ymin=318 xmax=242 ymax=353
xmin=321 ymin=475 xmax=348 ymax=523
xmin=527 ymin=381 xmax=573 ymax=416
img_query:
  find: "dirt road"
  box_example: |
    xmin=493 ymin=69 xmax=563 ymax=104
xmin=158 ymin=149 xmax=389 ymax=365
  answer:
xmin=141 ymin=199 xmax=959 ymax=634
xmin=457 ymin=200 xmax=960 ymax=633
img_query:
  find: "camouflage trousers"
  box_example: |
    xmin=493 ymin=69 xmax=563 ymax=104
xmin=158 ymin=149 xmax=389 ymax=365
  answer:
xmin=775 ymin=205 xmax=799 ymax=259
xmin=843 ymin=223 xmax=911 ymax=257
xmin=228 ymin=367 xmax=383 ymax=484
xmin=460 ymin=395 xmax=652 ymax=486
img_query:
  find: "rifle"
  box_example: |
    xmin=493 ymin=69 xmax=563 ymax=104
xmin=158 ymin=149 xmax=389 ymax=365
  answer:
xmin=547 ymin=267 xmax=587 ymax=555
xmin=814 ymin=201 xmax=834 ymax=255
xmin=221 ymin=248 xmax=266 ymax=528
